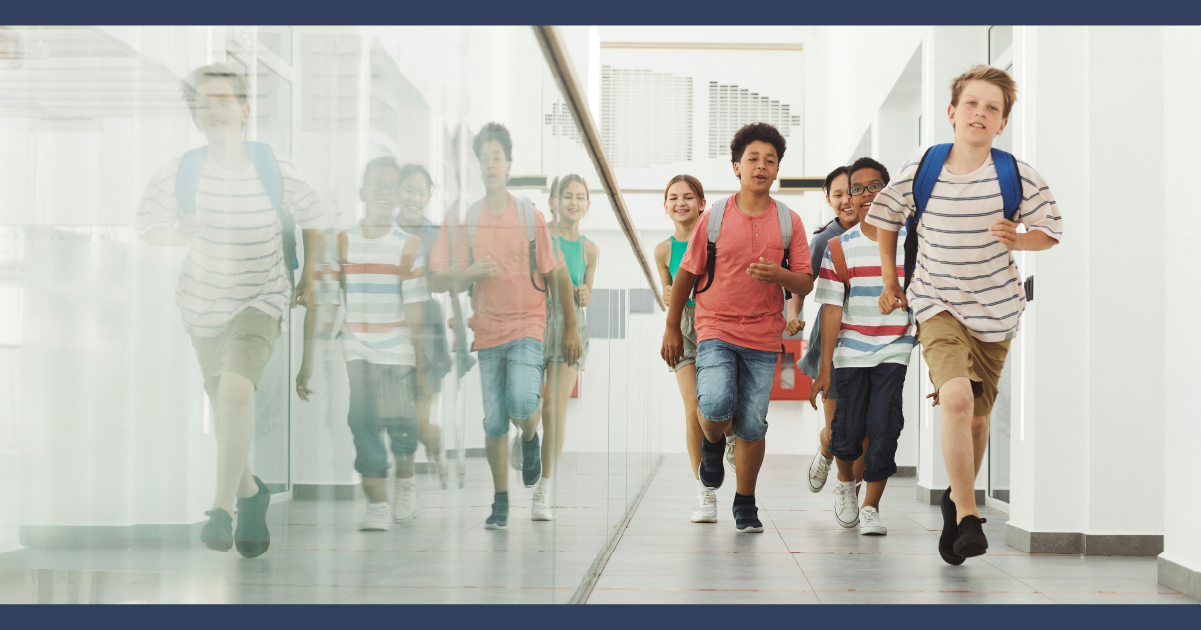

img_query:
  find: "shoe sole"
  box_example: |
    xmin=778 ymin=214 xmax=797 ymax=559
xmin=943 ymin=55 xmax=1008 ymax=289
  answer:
xmin=860 ymin=527 xmax=887 ymax=536
xmin=736 ymin=525 xmax=764 ymax=533
xmin=358 ymin=523 xmax=391 ymax=531
xmin=690 ymin=514 xmax=718 ymax=523
xmin=953 ymin=537 xmax=989 ymax=558
xmin=201 ymin=538 xmax=232 ymax=552
xmin=807 ymin=479 xmax=826 ymax=493
xmin=836 ymin=517 xmax=859 ymax=528
xmin=393 ymin=509 xmax=420 ymax=524
xmin=531 ymin=514 xmax=553 ymax=521
xmin=484 ymin=522 xmax=508 ymax=530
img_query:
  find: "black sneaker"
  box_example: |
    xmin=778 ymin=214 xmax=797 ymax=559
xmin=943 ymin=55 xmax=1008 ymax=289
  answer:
xmin=733 ymin=498 xmax=763 ymax=533
xmin=200 ymin=508 xmax=233 ymax=552
xmin=698 ymin=436 xmax=725 ymax=490
xmin=485 ymin=493 xmax=509 ymax=530
xmin=939 ymin=487 xmax=965 ymax=565
xmin=234 ymin=476 xmax=271 ymax=559
xmin=953 ymin=515 xmax=989 ymax=558
xmin=522 ymin=434 xmax=542 ymax=488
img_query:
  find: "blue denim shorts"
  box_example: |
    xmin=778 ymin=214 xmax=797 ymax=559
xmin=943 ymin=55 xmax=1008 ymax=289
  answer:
xmin=346 ymin=360 xmax=419 ymax=479
xmin=830 ymin=362 xmax=907 ymax=482
xmin=478 ymin=337 xmax=544 ymax=439
xmin=695 ymin=339 xmax=780 ymax=443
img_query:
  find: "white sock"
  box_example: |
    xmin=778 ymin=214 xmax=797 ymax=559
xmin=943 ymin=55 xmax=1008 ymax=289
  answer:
xmin=536 ymin=477 xmax=550 ymax=491
xmin=725 ymin=434 xmax=736 ymax=444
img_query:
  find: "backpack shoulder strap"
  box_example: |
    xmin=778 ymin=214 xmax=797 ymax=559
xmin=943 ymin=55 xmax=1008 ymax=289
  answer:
xmin=991 ymin=148 xmax=1023 ymax=222
xmin=774 ymin=199 xmax=792 ymax=247
xmin=244 ymin=141 xmax=284 ymax=212
xmin=706 ymin=196 xmax=728 ymax=243
xmin=515 ymin=195 xmax=537 ymax=242
xmin=174 ymin=146 xmax=208 ymax=214
xmin=912 ymin=143 xmax=952 ymax=219
xmin=827 ymin=235 xmax=850 ymax=289
xmin=466 ymin=199 xmax=484 ymax=249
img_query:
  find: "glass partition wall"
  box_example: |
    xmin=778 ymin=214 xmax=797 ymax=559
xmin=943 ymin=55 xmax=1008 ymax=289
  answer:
xmin=0 ymin=25 xmax=661 ymax=603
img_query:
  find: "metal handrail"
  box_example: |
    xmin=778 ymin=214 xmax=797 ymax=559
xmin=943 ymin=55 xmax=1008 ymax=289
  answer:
xmin=533 ymin=26 xmax=665 ymax=311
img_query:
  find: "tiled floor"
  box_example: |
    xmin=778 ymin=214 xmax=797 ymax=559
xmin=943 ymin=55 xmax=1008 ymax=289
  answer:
xmin=587 ymin=455 xmax=1198 ymax=604
xmin=0 ymin=453 xmax=1196 ymax=605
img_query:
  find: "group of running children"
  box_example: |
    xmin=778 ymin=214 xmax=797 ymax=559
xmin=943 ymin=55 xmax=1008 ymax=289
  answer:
xmin=142 ymin=62 xmax=1060 ymax=566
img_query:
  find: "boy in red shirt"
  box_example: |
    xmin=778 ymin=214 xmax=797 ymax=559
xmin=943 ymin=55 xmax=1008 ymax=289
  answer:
xmin=430 ymin=123 xmax=579 ymax=530
xmin=661 ymin=123 xmax=814 ymax=532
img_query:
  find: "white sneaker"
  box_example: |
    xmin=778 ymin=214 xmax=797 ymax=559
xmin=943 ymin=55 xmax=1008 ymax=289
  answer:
xmin=531 ymin=480 xmax=553 ymax=521
xmin=807 ymin=450 xmax=833 ymax=493
xmin=833 ymin=480 xmax=860 ymax=528
xmin=358 ymin=502 xmax=391 ymax=531
xmin=859 ymin=506 xmax=887 ymax=535
xmin=509 ymin=434 xmax=522 ymax=471
xmin=691 ymin=484 xmax=718 ymax=523
xmin=724 ymin=436 xmax=737 ymax=473
xmin=393 ymin=478 xmax=420 ymax=523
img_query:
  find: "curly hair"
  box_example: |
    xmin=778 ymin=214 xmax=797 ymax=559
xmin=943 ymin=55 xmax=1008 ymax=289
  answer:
xmin=472 ymin=122 xmax=513 ymax=161
xmin=729 ymin=122 xmax=787 ymax=166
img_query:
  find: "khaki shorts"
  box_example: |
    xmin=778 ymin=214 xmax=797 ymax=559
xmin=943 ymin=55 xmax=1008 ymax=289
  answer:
xmin=918 ymin=311 xmax=1011 ymax=417
xmin=544 ymin=302 xmax=590 ymax=371
xmin=671 ymin=304 xmax=698 ymax=373
xmin=190 ymin=307 xmax=282 ymax=399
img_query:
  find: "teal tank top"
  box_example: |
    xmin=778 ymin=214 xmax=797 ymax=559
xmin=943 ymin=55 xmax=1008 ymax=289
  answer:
xmin=555 ymin=235 xmax=587 ymax=288
xmin=669 ymin=237 xmax=695 ymax=306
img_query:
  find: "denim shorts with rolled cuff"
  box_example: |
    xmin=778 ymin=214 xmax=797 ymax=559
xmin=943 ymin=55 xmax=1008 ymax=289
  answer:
xmin=830 ymin=362 xmax=907 ymax=483
xmin=694 ymin=339 xmax=780 ymax=443
xmin=478 ymin=337 xmax=544 ymax=440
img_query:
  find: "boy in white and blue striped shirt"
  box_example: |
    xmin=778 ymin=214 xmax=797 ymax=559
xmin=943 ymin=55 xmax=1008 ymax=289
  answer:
xmin=810 ymin=158 xmax=915 ymax=537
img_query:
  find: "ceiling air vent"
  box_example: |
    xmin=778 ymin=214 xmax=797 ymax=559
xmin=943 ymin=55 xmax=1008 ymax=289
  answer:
xmin=708 ymin=82 xmax=801 ymax=159
xmin=601 ymin=66 xmax=693 ymax=168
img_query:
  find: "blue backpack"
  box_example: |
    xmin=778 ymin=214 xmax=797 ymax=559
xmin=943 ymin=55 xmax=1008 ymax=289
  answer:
xmin=904 ymin=143 xmax=1022 ymax=291
xmin=175 ymin=140 xmax=299 ymax=286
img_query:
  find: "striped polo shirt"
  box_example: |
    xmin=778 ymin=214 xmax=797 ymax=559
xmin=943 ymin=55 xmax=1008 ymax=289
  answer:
xmin=135 ymin=154 xmax=330 ymax=336
xmin=814 ymin=225 xmax=916 ymax=369
xmin=865 ymin=154 xmax=1063 ymax=343
xmin=338 ymin=226 xmax=430 ymax=365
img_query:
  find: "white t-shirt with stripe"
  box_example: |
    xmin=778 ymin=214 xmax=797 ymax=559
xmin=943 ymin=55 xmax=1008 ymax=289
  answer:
xmin=338 ymin=227 xmax=430 ymax=366
xmin=814 ymin=225 xmax=917 ymax=369
xmin=865 ymin=154 xmax=1063 ymax=343
xmin=135 ymin=154 xmax=330 ymax=337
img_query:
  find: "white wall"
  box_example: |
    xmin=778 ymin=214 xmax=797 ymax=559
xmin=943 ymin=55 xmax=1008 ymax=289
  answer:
xmin=1161 ymin=25 xmax=1201 ymax=577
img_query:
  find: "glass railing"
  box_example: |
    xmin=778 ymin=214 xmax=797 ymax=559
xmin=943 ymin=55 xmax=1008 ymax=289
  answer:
xmin=0 ymin=24 xmax=661 ymax=604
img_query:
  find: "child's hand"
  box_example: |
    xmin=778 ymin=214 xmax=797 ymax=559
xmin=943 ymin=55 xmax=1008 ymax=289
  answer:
xmin=878 ymin=280 xmax=908 ymax=314
xmin=747 ymin=257 xmax=785 ymax=285
xmin=468 ymin=256 xmax=499 ymax=282
xmin=786 ymin=318 xmax=805 ymax=336
xmin=990 ymin=218 xmax=1019 ymax=250
xmin=561 ymin=328 xmax=582 ymax=366
xmin=575 ymin=285 xmax=592 ymax=307
xmin=662 ymin=284 xmax=672 ymax=305
xmin=296 ymin=362 xmax=314 ymax=402
xmin=661 ymin=326 xmax=684 ymax=367
xmin=808 ymin=372 xmax=831 ymax=411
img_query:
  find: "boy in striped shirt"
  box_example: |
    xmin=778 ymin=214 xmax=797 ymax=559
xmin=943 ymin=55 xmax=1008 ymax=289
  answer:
xmin=869 ymin=66 xmax=1063 ymax=563
xmin=136 ymin=65 xmax=329 ymax=557
xmin=810 ymin=158 xmax=914 ymax=536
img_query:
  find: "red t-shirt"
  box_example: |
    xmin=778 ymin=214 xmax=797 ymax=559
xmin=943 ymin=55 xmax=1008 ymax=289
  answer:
xmin=430 ymin=194 xmax=564 ymax=351
xmin=678 ymin=196 xmax=812 ymax=352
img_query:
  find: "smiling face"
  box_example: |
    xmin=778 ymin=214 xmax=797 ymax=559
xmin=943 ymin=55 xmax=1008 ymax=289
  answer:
xmin=190 ymin=76 xmax=249 ymax=138
xmin=849 ymin=168 xmax=885 ymax=223
xmin=664 ymin=180 xmax=703 ymax=225
xmin=733 ymin=140 xmax=779 ymax=194
xmin=477 ymin=139 xmax=511 ymax=193
xmin=396 ymin=171 xmax=432 ymax=224
xmin=949 ymin=79 xmax=1009 ymax=147
xmin=359 ymin=165 xmax=401 ymax=226
xmin=826 ymin=173 xmax=856 ymax=227
xmin=558 ymin=180 xmax=590 ymax=224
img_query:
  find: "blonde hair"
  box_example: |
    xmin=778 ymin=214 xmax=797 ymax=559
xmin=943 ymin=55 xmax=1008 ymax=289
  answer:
xmin=950 ymin=65 xmax=1017 ymax=119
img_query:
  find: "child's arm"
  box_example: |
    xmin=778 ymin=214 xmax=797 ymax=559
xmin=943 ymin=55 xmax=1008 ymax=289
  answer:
xmin=989 ymin=219 xmax=1058 ymax=251
xmin=576 ymin=239 xmax=600 ymax=307
xmin=786 ymin=294 xmax=805 ymax=336
xmin=661 ymin=268 xmax=696 ymax=366
xmin=877 ymin=228 xmax=908 ymax=314
xmin=294 ymin=229 xmax=324 ymax=308
xmin=552 ymin=266 xmax=582 ymax=366
xmin=807 ymin=303 xmax=843 ymax=410
xmin=653 ymin=239 xmax=674 ymax=306
xmin=296 ymin=299 xmax=319 ymax=402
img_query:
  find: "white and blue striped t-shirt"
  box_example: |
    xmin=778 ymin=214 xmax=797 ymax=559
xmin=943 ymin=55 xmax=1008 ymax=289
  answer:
xmin=814 ymin=225 xmax=917 ymax=369
xmin=338 ymin=227 xmax=430 ymax=366
xmin=136 ymin=154 xmax=331 ymax=336
xmin=865 ymin=155 xmax=1063 ymax=343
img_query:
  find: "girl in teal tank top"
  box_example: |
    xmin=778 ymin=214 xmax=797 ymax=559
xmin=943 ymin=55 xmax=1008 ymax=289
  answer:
xmin=534 ymin=174 xmax=598 ymax=520
xmin=654 ymin=175 xmax=735 ymax=516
